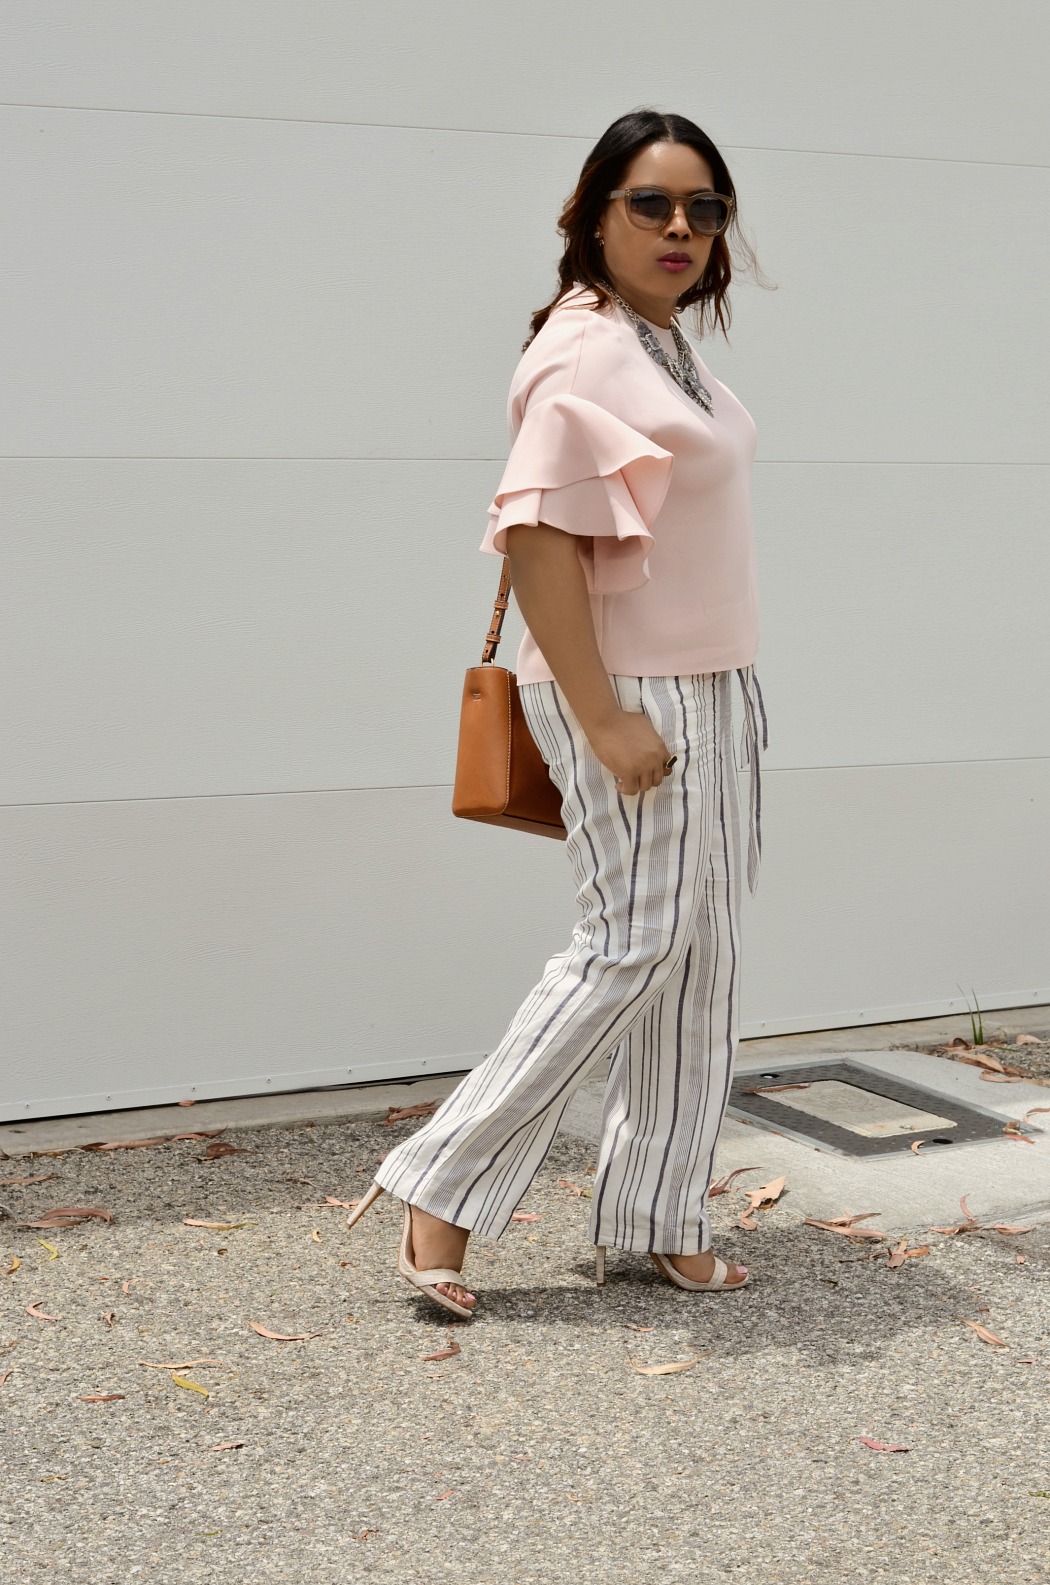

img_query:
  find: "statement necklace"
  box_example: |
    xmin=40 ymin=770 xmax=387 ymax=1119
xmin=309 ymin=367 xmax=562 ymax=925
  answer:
xmin=604 ymin=285 xmax=714 ymax=415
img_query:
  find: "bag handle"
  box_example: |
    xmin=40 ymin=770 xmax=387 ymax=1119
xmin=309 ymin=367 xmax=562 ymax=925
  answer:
xmin=481 ymin=556 xmax=513 ymax=665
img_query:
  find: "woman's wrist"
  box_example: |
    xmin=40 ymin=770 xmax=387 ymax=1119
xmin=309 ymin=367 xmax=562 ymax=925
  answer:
xmin=575 ymin=700 xmax=624 ymax=744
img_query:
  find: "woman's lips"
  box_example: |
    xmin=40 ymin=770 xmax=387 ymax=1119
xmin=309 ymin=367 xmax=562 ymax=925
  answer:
xmin=657 ymin=256 xmax=691 ymax=273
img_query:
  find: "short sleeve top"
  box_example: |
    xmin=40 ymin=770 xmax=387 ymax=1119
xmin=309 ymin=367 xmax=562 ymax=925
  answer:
xmin=480 ymin=283 xmax=759 ymax=684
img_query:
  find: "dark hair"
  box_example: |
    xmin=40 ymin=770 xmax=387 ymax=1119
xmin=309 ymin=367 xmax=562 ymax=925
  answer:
xmin=525 ymin=108 xmax=762 ymax=349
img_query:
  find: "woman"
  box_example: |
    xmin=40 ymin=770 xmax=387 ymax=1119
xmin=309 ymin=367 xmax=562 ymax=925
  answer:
xmin=348 ymin=108 xmax=767 ymax=1317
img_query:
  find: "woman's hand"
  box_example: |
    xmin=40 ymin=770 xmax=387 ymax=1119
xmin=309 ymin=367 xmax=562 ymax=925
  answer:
xmin=589 ymin=709 xmax=674 ymax=795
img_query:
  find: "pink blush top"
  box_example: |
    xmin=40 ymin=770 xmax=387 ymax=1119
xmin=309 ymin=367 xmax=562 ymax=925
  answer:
xmin=480 ymin=284 xmax=760 ymax=684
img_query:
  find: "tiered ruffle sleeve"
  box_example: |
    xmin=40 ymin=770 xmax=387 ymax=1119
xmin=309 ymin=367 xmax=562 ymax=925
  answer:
xmin=481 ymin=313 xmax=674 ymax=594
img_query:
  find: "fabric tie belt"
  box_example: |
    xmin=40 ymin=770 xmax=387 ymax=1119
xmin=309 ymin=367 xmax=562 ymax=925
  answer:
xmin=734 ymin=665 xmax=768 ymax=896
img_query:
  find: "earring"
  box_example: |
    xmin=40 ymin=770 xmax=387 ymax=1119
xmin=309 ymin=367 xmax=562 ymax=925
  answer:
xmin=594 ymin=231 xmax=604 ymax=247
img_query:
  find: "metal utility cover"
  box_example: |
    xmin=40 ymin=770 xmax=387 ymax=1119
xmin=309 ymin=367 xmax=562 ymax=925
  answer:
xmin=728 ymin=1060 xmax=1008 ymax=1157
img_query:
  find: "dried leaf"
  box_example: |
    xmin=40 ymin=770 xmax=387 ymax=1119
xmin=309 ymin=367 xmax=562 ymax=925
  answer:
xmin=0 ymin=1371 xmax=11 ymax=1385
xmin=708 ymin=1167 xmax=760 ymax=1197
xmin=177 ymin=1098 xmax=197 ymax=1105
xmin=743 ymin=1175 xmax=787 ymax=1212
xmin=981 ymin=1223 xmax=1033 ymax=1235
xmin=737 ymin=1212 xmax=758 ymax=1230
xmin=859 ymin=1436 xmax=910 ymax=1453
xmin=629 ymin=1354 xmax=709 ymax=1376
xmin=421 ymin=1341 xmax=461 ymax=1362
xmin=140 ymin=1358 xmax=223 ymax=1370
xmin=36 ymin=1241 xmax=59 ymax=1260
xmin=435 ymin=1490 xmax=454 ymax=1501
xmin=803 ymin=1216 xmax=885 ymax=1240
xmin=17 ymin=1206 xmax=112 ymax=1229
xmin=208 ymin=1441 xmax=244 ymax=1452
xmin=182 ymin=1219 xmax=252 ymax=1230
xmin=0 ymin=1174 xmax=59 ymax=1186
xmin=78 ymin=1394 xmax=124 ymax=1403
xmin=101 ymin=1312 xmax=116 ymax=1326
xmin=310 ymin=1229 xmax=322 ymax=1243
xmin=121 ymin=1278 xmax=138 ymax=1295
xmin=83 ymin=1137 xmax=169 ymax=1151
xmin=200 ymin=1142 xmax=247 ymax=1159
xmin=248 ymin=1322 xmax=321 ymax=1341
xmin=957 ymin=1052 xmax=1006 ymax=1073
xmin=963 ymin=1319 xmax=1007 ymax=1348
xmin=910 ymin=1139 xmax=926 ymax=1154
xmin=979 ymin=1072 xmax=1023 ymax=1083
xmin=1015 ymin=1034 xmax=1040 ymax=1045
xmin=384 ymin=1102 xmax=439 ymax=1125
xmin=1022 ymin=1106 xmax=1050 ymax=1123
xmin=26 ymin=1302 xmax=59 ymax=1321
xmin=5 ymin=1256 xmax=19 ymax=1276
xmin=741 ymin=1082 xmax=812 ymax=1094
xmin=941 ymin=1037 xmax=972 ymax=1050
xmin=322 ymin=1197 xmax=356 ymax=1209
xmin=887 ymin=1240 xmax=930 ymax=1268
xmin=557 ymin=1178 xmax=586 ymax=1196
xmin=510 ymin=1212 xmax=542 ymax=1223
xmin=1003 ymin=1122 xmax=1033 ymax=1143
xmin=171 ymin=1374 xmax=209 ymax=1397
xmin=624 ymin=1324 xmax=655 ymax=1332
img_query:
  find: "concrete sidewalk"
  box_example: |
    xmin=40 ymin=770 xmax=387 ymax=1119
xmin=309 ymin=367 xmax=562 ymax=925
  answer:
xmin=2 ymin=1100 xmax=1048 ymax=1583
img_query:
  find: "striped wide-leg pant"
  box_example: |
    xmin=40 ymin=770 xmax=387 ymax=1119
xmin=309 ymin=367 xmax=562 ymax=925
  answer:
xmin=374 ymin=668 xmax=766 ymax=1255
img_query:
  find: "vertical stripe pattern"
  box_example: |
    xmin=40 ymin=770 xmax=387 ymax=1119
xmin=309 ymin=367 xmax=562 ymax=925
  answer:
xmin=374 ymin=669 xmax=758 ymax=1253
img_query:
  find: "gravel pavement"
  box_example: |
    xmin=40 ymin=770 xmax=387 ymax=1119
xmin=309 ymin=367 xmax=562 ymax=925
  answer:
xmin=2 ymin=1113 xmax=1048 ymax=1584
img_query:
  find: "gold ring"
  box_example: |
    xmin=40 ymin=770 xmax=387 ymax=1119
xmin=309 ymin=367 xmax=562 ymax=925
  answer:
xmin=664 ymin=756 xmax=678 ymax=771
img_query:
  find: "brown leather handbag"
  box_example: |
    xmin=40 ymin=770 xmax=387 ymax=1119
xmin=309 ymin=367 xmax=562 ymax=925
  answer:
xmin=452 ymin=556 xmax=566 ymax=839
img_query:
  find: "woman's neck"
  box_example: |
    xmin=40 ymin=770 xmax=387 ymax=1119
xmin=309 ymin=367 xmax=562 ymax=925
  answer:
xmin=603 ymin=275 xmax=676 ymax=329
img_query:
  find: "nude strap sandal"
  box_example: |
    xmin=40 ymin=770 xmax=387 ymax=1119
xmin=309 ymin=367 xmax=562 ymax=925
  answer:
xmin=346 ymin=1181 xmax=476 ymax=1320
xmin=594 ymin=1244 xmax=749 ymax=1291
xmin=649 ymin=1251 xmax=749 ymax=1291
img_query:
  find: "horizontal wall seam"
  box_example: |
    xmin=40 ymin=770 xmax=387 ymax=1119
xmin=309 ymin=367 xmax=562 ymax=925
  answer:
xmin=1 ymin=457 xmax=1049 ymax=468
xmin=0 ymin=102 xmax=1047 ymax=171
xmin=4 ymin=756 xmax=1049 ymax=811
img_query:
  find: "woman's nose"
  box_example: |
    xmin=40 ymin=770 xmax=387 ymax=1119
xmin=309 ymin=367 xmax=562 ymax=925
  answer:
xmin=664 ymin=203 xmax=692 ymax=237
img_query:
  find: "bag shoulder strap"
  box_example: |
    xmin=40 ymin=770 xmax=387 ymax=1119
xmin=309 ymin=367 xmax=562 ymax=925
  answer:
xmin=481 ymin=556 xmax=512 ymax=665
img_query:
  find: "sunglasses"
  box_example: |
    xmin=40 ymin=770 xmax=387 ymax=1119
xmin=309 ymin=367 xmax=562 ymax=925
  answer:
xmin=606 ymin=187 xmax=734 ymax=236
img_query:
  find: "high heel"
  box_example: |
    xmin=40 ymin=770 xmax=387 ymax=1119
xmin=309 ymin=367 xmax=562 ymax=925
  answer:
xmin=345 ymin=1179 xmax=384 ymax=1229
xmin=649 ymin=1251 xmax=749 ymax=1292
xmin=595 ymin=1245 xmax=607 ymax=1287
xmin=346 ymin=1181 xmax=477 ymax=1320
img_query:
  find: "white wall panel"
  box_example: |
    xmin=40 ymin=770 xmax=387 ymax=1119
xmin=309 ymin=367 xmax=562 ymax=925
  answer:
xmin=1 ymin=2 xmax=1045 ymax=167
xmin=2 ymin=761 xmax=1047 ymax=1121
xmin=0 ymin=458 xmax=505 ymax=804
xmin=2 ymin=107 xmax=1047 ymax=463
xmin=753 ymin=461 xmax=1050 ymax=769
xmin=742 ymin=759 xmax=1050 ymax=1034
xmin=0 ymin=787 xmax=573 ymax=1121
xmin=704 ymin=146 xmax=1049 ymax=465
xmin=2 ymin=8 xmax=1047 ymax=1121
xmin=3 ymin=458 xmax=1049 ymax=808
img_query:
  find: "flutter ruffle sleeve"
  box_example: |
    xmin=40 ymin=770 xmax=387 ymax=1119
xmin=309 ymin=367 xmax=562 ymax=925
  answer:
xmin=481 ymin=393 xmax=674 ymax=594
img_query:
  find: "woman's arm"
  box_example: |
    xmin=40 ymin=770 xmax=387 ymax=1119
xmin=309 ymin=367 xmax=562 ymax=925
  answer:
xmin=505 ymin=522 xmax=671 ymax=795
